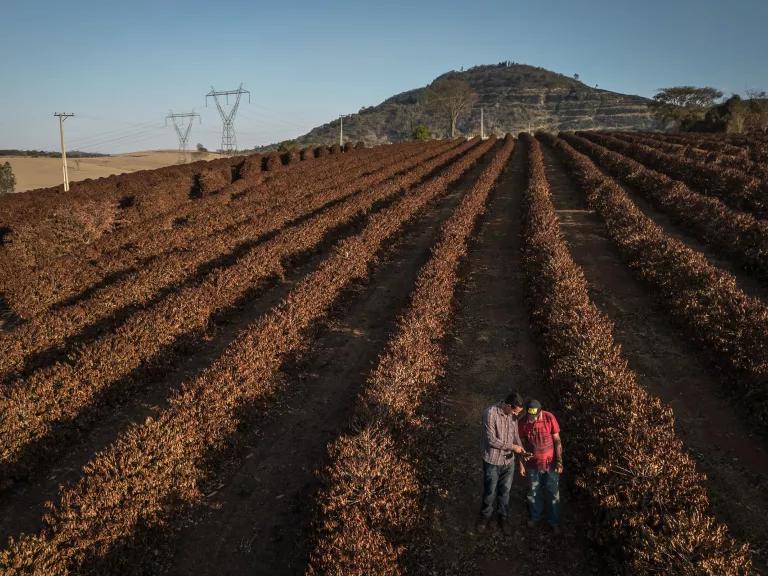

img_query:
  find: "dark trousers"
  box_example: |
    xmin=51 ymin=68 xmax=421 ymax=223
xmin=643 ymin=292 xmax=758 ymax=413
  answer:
xmin=526 ymin=467 xmax=561 ymax=526
xmin=480 ymin=460 xmax=515 ymax=519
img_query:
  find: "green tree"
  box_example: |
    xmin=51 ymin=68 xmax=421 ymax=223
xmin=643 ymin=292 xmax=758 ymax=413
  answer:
xmin=412 ymin=125 xmax=431 ymax=141
xmin=277 ymin=140 xmax=298 ymax=153
xmin=651 ymin=86 xmax=723 ymax=129
xmin=0 ymin=162 xmax=15 ymax=194
xmin=196 ymin=143 xmax=208 ymax=152
xmin=425 ymin=77 xmax=478 ymax=138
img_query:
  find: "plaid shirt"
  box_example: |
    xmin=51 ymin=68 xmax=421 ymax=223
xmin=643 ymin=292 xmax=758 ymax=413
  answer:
xmin=482 ymin=402 xmax=523 ymax=466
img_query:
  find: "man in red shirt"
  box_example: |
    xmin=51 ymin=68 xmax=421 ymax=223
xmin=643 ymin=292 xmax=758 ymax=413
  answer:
xmin=517 ymin=399 xmax=562 ymax=532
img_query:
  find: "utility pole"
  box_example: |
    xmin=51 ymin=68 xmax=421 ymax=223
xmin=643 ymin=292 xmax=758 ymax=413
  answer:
xmin=54 ymin=113 xmax=75 ymax=191
xmin=206 ymin=84 xmax=250 ymax=153
xmin=166 ymin=111 xmax=200 ymax=163
xmin=480 ymin=107 xmax=485 ymax=139
xmin=339 ymin=114 xmax=351 ymax=147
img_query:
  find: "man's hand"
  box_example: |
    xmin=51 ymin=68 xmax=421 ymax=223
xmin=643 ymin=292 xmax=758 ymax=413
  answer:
xmin=518 ymin=461 xmax=526 ymax=478
xmin=554 ymin=461 xmax=563 ymax=475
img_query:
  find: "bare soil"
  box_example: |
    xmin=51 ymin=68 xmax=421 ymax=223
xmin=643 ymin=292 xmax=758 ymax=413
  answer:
xmin=155 ymin=153 xmax=497 ymax=575
xmin=422 ymin=143 xmax=605 ymax=576
xmin=540 ymin=142 xmax=768 ymax=572
xmin=0 ymin=158 xmax=440 ymax=549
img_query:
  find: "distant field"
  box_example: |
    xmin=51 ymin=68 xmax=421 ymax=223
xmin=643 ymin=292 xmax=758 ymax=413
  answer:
xmin=1 ymin=150 xmax=226 ymax=192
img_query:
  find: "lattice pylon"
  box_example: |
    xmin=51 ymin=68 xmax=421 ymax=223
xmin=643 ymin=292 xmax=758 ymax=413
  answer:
xmin=166 ymin=111 xmax=200 ymax=163
xmin=206 ymin=84 xmax=250 ymax=153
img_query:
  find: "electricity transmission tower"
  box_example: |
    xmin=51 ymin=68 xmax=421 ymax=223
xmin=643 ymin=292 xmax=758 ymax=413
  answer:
xmin=165 ymin=111 xmax=200 ymax=163
xmin=54 ymin=112 xmax=75 ymax=191
xmin=206 ymin=84 xmax=250 ymax=153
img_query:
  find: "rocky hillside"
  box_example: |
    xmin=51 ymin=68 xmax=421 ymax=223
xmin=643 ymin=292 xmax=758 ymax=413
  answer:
xmin=292 ymin=63 xmax=657 ymax=146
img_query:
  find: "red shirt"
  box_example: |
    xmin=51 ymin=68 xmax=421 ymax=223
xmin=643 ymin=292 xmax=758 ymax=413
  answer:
xmin=518 ymin=411 xmax=560 ymax=471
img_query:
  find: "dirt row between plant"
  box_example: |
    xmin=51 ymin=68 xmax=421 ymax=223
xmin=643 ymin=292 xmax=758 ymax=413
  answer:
xmin=538 ymin=139 xmax=767 ymax=571
xmin=0 ymin=141 xmax=456 ymax=385
xmin=3 ymin=142 xmax=427 ymax=319
xmin=157 ymin=141 xmax=504 ymax=576
xmin=0 ymin=138 xmax=497 ymax=575
xmin=421 ymin=139 xmax=603 ymax=576
xmin=0 ymin=139 xmax=479 ymax=496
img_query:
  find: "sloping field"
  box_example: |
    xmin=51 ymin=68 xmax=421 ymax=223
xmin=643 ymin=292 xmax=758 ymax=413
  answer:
xmin=0 ymin=134 xmax=765 ymax=575
xmin=1 ymin=150 xmax=226 ymax=193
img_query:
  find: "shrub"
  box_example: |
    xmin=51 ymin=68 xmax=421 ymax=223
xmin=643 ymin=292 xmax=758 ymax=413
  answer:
xmin=0 ymin=161 xmax=15 ymax=194
xmin=412 ymin=125 xmax=431 ymax=141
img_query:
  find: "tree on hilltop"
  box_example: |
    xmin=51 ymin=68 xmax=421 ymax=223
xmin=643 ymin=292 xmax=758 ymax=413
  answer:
xmin=425 ymin=77 xmax=478 ymax=138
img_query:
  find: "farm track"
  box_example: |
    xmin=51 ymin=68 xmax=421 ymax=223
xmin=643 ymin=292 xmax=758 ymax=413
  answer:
xmin=0 ymin=138 xmax=496 ymax=575
xmin=579 ymin=131 xmax=768 ymax=218
xmin=0 ymin=138 xmax=480 ymax=493
xmin=539 ymin=139 xmax=767 ymax=570
xmin=4 ymin=143 xmax=427 ymax=318
xmin=563 ymin=133 xmax=768 ymax=296
xmin=159 ymin=142 xmax=499 ymax=576
xmin=420 ymin=140 xmax=602 ymax=576
xmin=0 ymin=141 xmax=456 ymax=384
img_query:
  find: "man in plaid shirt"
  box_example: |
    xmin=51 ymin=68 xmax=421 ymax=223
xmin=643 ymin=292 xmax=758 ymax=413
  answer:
xmin=477 ymin=392 xmax=529 ymax=534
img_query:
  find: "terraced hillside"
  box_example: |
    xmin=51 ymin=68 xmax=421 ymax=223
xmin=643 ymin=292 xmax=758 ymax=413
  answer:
xmin=293 ymin=63 xmax=657 ymax=146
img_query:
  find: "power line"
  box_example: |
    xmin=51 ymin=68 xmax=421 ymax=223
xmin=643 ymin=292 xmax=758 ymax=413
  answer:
xmin=66 ymin=122 xmax=166 ymax=149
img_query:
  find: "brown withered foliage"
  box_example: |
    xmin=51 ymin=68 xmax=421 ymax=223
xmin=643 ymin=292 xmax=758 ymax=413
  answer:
xmin=0 ymin=137 xmax=497 ymax=574
xmin=521 ymin=133 xmax=752 ymax=574
xmin=578 ymin=131 xmax=768 ymax=218
xmin=1 ymin=142 xmax=420 ymax=318
xmin=264 ymin=152 xmax=283 ymax=171
xmin=562 ymin=132 xmax=768 ymax=280
xmin=610 ymin=131 xmax=763 ymax=175
xmin=541 ymin=132 xmax=768 ymax=431
xmin=0 ymin=142 xmax=454 ymax=386
xmin=307 ymin=136 xmax=515 ymax=575
xmin=0 ymin=140 xmax=471 ymax=487
xmin=633 ymin=131 xmax=752 ymax=159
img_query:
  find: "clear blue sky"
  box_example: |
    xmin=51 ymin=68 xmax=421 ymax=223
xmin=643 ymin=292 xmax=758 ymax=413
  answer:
xmin=1 ymin=0 xmax=766 ymax=153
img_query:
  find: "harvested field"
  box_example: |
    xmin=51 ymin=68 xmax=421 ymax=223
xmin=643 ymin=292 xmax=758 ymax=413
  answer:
xmin=0 ymin=133 xmax=765 ymax=575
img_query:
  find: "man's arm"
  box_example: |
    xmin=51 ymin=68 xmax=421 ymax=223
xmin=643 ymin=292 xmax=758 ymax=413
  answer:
xmin=553 ymin=432 xmax=563 ymax=474
xmin=484 ymin=410 xmax=525 ymax=453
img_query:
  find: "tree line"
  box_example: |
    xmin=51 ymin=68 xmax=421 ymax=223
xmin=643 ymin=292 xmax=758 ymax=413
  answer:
xmin=652 ymin=86 xmax=768 ymax=133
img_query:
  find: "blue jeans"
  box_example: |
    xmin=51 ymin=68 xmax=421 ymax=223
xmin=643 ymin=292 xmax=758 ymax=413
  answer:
xmin=526 ymin=467 xmax=560 ymax=526
xmin=481 ymin=461 xmax=515 ymax=519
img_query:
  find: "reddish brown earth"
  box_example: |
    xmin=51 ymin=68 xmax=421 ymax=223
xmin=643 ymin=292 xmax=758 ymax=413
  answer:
xmin=421 ymin=143 xmax=605 ymax=576
xmin=540 ymin=141 xmax=768 ymax=572
xmin=2 ymin=138 xmax=766 ymax=574
xmin=155 ymin=150 xmax=497 ymax=576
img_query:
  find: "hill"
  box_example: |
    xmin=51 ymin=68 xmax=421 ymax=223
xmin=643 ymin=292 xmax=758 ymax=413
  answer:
xmin=292 ymin=62 xmax=657 ymax=146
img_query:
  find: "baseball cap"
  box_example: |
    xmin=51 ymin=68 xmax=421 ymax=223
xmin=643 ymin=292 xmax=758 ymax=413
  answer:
xmin=526 ymin=399 xmax=542 ymax=415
